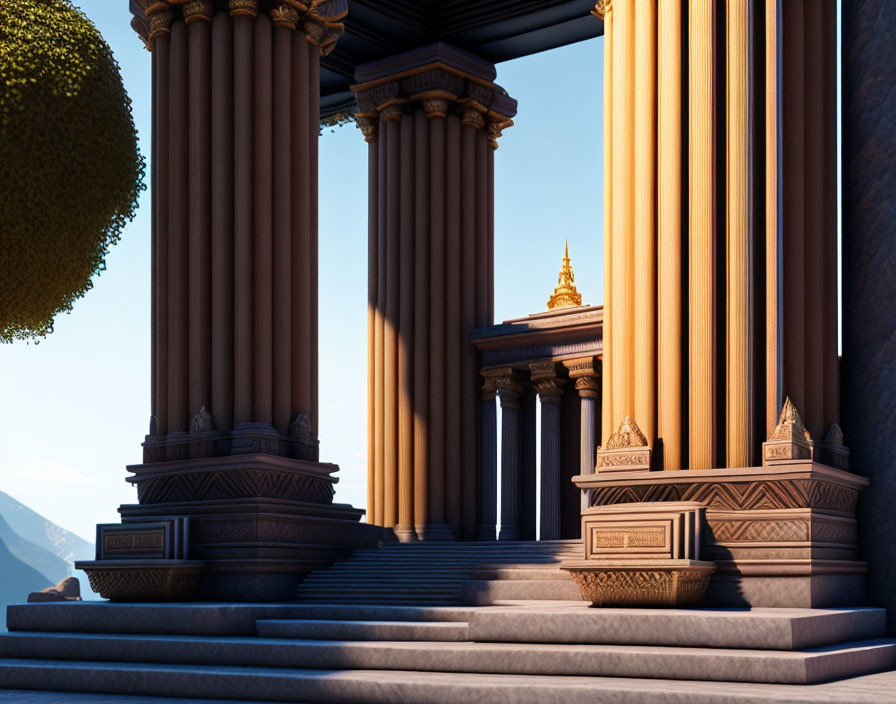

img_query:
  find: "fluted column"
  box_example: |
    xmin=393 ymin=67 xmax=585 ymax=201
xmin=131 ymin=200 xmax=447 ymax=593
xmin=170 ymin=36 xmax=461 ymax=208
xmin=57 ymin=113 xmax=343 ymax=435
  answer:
xmin=478 ymin=373 xmax=499 ymax=540
xmin=134 ymin=0 xmax=345 ymax=464
xmin=567 ymin=357 xmax=600 ymax=509
xmin=497 ymin=372 xmax=523 ymax=541
xmin=355 ymin=45 xmax=516 ymax=540
xmin=532 ymin=363 xmax=565 ymax=541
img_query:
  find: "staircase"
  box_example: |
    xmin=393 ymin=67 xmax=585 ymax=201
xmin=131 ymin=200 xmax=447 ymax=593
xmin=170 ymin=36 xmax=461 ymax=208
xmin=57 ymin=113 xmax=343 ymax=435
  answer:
xmin=2 ymin=600 xmax=896 ymax=702
xmin=296 ymin=539 xmax=583 ymax=605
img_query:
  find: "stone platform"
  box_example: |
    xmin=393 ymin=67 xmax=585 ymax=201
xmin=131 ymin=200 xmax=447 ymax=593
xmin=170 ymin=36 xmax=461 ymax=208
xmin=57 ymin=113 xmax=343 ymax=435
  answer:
xmin=2 ymin=600 xmax=895 ymax=702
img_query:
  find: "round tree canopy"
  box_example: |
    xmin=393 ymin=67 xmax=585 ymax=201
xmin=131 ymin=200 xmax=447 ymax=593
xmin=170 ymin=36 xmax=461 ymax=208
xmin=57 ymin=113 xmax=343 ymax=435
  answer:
xmin=0 ymin=0 xmax=144 ymax=342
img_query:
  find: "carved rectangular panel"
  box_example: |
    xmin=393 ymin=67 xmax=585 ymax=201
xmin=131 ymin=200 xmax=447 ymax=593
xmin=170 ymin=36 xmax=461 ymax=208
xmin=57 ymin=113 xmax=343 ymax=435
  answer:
xmin=97 ymin=519 xmax=189 ymax=560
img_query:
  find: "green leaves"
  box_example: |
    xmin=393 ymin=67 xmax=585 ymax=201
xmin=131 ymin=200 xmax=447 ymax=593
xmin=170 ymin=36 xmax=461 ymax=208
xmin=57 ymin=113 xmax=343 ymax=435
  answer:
xmin=0 ymin=0 xmax=145 ymax=342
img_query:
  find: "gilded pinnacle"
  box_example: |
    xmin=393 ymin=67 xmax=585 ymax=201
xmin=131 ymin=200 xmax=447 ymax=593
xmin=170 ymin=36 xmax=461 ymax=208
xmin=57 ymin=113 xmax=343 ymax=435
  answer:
xmin=547 ymin=240 xmax=583 ymax=310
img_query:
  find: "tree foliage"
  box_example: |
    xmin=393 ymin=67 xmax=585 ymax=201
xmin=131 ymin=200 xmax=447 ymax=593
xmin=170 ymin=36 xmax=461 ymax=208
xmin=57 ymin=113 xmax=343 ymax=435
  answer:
xmin=0 ymin=0 xmax=144 ymax=342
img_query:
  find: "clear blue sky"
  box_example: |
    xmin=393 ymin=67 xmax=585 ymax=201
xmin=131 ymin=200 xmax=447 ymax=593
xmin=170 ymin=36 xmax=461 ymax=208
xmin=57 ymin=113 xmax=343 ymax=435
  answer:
xmin=0 ymin=1 xmax=603 ymax=540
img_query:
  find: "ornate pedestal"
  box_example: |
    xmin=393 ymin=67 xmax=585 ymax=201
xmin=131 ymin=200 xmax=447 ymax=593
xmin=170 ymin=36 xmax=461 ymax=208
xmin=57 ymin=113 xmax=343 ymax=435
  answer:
xmin=574 ymin=462 xmax=868 ymax=607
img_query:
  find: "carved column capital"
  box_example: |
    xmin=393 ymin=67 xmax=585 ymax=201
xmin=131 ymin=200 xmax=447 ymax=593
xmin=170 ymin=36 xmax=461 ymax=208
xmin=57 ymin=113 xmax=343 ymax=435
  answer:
xmin=461 ymin=107 xmax=486 ymax=130
xmin=228 ymin=0 xmax=258 ymax=18
xmin=535 ymin=377 xmax=566 ymax=404
xmin=380 ymin=103 xmax=405 ymax=122
xmin=481 ymin=376 xmax=498 ymax=402
xmin=271 ymin=4 xmax=300 ymax=30
xmin=145 ymin=3 xmax=175 ymax=42
xmin=356 ymin=115 xmax=378 ymax=142
xmin=592 ymin=0 xmax=612 ymax=21
xmin=181 ymin=0 xmax=214 ymax=23
xmin=491 ymin=369 xmax=523 ymax=409
xmin=574 ymin=375 xmax=600 ymax=399
xmin=419 ymin=92 xmax=455 ymax=119
xmin=487 ymin=119 xmax=512 ymax=150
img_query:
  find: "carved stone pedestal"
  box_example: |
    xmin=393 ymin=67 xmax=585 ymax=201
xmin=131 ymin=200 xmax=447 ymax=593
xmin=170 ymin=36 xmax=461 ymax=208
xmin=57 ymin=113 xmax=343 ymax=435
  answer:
xmin=82 ymin=454 xmax=387 ymax=601
xmin=574 ymin=462 xmax=869 ymax=607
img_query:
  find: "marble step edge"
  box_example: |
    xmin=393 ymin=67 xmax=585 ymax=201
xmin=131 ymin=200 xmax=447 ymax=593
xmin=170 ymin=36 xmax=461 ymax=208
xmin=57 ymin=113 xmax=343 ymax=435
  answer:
xmin=1 ymin=636 xmax=895 ymax=686
xmin=255 ymin=619 xmax=470 ymax=641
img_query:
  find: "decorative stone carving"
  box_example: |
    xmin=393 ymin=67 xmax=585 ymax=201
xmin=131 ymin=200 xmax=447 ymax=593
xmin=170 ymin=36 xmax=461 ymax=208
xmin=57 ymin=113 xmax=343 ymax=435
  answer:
xmin=592 ymin=0 xmax=612 ymax=21
xmin=813 ymin=423 xmax=850 ymax=470
xmin=461 ymin=107 xmax=485 ymax=129
xmin=493 ymin=369 xmax=523 ymax=409
xmin=534 ymin=378 xmax=565 ymax=403
xmin=480 ymin=375 xmax=498 ymax=402
xmin=574 ymin=376 xmax=600 ymax=398
xmin=763 ymin=397 xmax=813 ymax=464
xmin=355 ymin=115 xmax=378 ymax=142
xmin=595 ymin=416 xmax=651 ymax=472
xmin=271 ymin=4 xmax=300 ymax=29
xmin=228 ymin=0 xmax=258 ymax=18
xmin=76 ymin=561 xmax=205 ymax=602
xmin=566 ymin=563 xmax=715 ymax=607
xmin=148 ymin=8 xmax=175 ymax=41
xmin=189 ymin=406 xmax=215 ymax=434
xmin=422 ymin=96 xmax=451 ymax=119
xmin=182 ymin=0 xmax=213 ymax=23
xmin=379 ymin=104 xmax=404 ymax=122
xmin=131 ymin=16 xmax=152 ymax=50
xmin=289 ymin=412 xmax=312 ymax=443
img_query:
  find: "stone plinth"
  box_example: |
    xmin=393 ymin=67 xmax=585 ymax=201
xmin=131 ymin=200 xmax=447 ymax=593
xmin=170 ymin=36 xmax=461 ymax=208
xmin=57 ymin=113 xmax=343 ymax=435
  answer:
xmin=565 ymin=560 xmax=716 ymax=607
xmin=75 ymin=560 xmax=205 ymax=602
xmin=574 ymin=462 xmax=869 ymax=607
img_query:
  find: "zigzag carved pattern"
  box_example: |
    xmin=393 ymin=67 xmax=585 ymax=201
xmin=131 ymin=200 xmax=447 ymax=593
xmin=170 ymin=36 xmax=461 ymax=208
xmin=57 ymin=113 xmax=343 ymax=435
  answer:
xmin=136 ymin=469 xmax=335 ymax=505
xmin=590 ymin=479 xmax=858 ymax=513
xmin=709 ymin=519 xmax=809 ymax=542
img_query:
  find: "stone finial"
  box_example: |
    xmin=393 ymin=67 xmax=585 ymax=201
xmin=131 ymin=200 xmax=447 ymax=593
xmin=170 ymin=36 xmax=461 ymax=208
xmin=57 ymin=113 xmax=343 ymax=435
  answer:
xmin=289 ymin=412 xmax=312 ymax=443
xmin=814 ymin=422 xmax=850 ymax=471
xmin=190 ymin=406 xmax=216 ymax=434
xmin=547 ymin=240 xmax=583 ymax=310
xmin=763 ymin=397 xmax=812 ymax=465
xmin=595 ymin=416 xmax=651 ymax=472
xmin=606 ymin=416 xmax=648 ymax=449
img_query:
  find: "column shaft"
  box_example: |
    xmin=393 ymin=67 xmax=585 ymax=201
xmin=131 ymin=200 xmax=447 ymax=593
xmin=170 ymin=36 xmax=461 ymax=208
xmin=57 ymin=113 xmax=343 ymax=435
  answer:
xmin=461 ymin=121 xmax=478 ymax=539
xmin=539 ymin=396 xmax=562 ymax=541
xmin=153 ymin=34 xmax=170 ymax=436
xmin=688 ymin=0 xmax=717 ymax=469
xmin=384 ymin=116 xmax=400 ymax=527
xmin=367 ymin=136 xmax=378 ymax=524
xmin=397 ymin=113 xmax=415 ymax=538
xmin=413 ymin=111 xmax=431 ymax=533
xmin=579 ymin=395 xmax=596 ymax=509
xmin=168 ymin=20 xmax=189 ymax=434
xmin=657 ymin=0 xmax=682 ymax=469
xmin=374 ymin=124 xmax=388 ymax=524
xmin=726 ymin=0 xmax=754 ymax=467
xmin=210 ymin=13 xmax=233 ymax=435
xmin=309 ymin=41 xmax=320 ymax=436
xmin=272 ymin=23 xmax=292 ymax=434
xmin=601 ymin=5 xmax=614 ymax=445
xmin=188 ymin=18 xmax=211 ymax=425
xmin=428 ymin=115 xmax=447 ymax=533
xmin=232 ymin=14 xmax=254 ymax=426
xmin=478 ymin=385 xmax=498 ymax=540
xmin=498 ymin=392 xmax=521 ymax=541
xmin=633 ymin=0 xmax=657 ymax=444
xmin=252 ymin=15 xmax=273 ymax=425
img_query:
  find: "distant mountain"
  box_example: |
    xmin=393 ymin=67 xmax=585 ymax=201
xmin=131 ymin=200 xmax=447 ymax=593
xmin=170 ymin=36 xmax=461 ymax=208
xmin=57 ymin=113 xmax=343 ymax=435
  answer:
xmin=0 ymin=537 xmax=52 ymax=630
xmin=0 ymin=513 xmax=70 ymax=584
xmin=0 ymin=490 xmax=93 ymax=564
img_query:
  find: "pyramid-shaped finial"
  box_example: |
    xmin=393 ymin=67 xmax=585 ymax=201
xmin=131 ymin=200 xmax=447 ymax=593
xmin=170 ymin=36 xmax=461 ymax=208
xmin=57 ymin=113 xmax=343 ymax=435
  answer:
xmin=763 ymin=397 xmax=812 ymax=465
xmin=547 ymin=240 xmax=583 ymax=310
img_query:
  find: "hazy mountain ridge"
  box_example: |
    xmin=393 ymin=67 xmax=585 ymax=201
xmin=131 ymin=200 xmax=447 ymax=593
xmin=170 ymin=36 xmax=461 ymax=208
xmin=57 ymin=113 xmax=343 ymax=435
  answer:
xmin=0 ymin=490 xmax=93 ymax=564
xmin=0 ymin=490 xmax=98 ymax=629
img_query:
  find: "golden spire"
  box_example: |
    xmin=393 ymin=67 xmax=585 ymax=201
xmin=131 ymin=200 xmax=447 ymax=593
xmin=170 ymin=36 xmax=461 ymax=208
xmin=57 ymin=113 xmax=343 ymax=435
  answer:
xmin=547 ymin=240 xmax=583 ymax=310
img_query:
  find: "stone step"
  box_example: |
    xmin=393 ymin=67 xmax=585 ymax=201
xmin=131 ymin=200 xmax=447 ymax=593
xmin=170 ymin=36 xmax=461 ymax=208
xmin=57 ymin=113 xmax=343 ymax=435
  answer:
xmin=255 ymin=619 xmax=470 ymax=641
xmin=464 ymin=579 xmax=583 ymax=604
xmin=2 ymin=656 xmax=896 ymax=701
xmin=3 ymin=634 xmax=896 ymax=685
xmin=256 ymin=604 xmax=477 ymax=622
xmin=468 ymin=568 xmax=575 ymax=580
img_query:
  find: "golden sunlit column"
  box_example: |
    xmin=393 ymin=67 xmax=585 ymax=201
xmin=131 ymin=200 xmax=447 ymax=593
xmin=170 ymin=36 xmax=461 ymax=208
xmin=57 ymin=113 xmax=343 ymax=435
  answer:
xmin=688 ymin=0 xmax=718 ymax=469
xmin=726 ymin=0 xmax=755 ymax=467
xmin=657 ymin=0 xmax=683 ymax=469
xmin=595 ymin=0 xmax=614 ymax=446
xmin=633 ymin=0 xmax=657 ymax=446
xmin=354 ymin=46 xmax=516 ymax=539
xmin=611 ymin=0 xmax=636 ymax=432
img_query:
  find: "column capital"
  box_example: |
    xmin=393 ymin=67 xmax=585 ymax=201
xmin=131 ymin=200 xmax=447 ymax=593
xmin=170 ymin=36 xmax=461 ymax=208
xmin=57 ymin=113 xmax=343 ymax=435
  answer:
xmin=574 ymin=375 xmax=600 ymax=399
xmin=131 ymin=0 xmax=348 ymax=54
xmin=485 ymin=367 xmax=523 ymax=409
xmin=564 ymin=355 xmax=601 ymax=379
xmin=480 ymin=371 xmax=500 ymax=402
xmin=352 ymin=43 xmax=517 ymax=145
xmin=592 ymin=0 xmax=612 ymax=21
xmin=534 ymin=377 xmax=566 ymax=404
xmin=355 ymin=115 xmax=378 ymax=143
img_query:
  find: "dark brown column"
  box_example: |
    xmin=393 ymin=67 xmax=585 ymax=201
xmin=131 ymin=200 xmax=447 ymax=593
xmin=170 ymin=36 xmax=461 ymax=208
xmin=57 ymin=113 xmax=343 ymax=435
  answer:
xmin=497 ymin=373 xmax=523 ymax=541
xmin=124 ymin=0 xmax=374 ymax=602
xmin=842 ymin=0 xmax=896 ymax=631
xmin=355 ymin=45 xmax=516 ymax=540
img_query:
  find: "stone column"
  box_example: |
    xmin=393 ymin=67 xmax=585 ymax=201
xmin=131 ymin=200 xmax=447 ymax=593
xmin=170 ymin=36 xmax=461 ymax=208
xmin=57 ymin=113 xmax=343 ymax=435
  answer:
xmin=121 ymin=0 xmax=380 ymax=602
xmin=355 ymin=44 xmax=516 ymax=541
xmin=496 ymin=371 xmax=523 ymax=541
xmin=478 ymin=373 xmax=499 ymax=540
xmin=566 ymin=358 xmax=600 ymax=510
xmin=531 ymin=362 xmax=565 ymax=541
xmin=842 ymin=0 xmax=896 ymax=631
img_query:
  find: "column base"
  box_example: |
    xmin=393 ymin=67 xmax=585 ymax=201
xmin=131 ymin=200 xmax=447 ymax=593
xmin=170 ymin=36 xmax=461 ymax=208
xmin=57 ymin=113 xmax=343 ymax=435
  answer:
xmin=498 ymin=526 xmax=520 ymax=541
xmin=392 ymin=524 xmax=419 ymax=542
xmin=415 ymin=523 xmax=455 ymax=541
